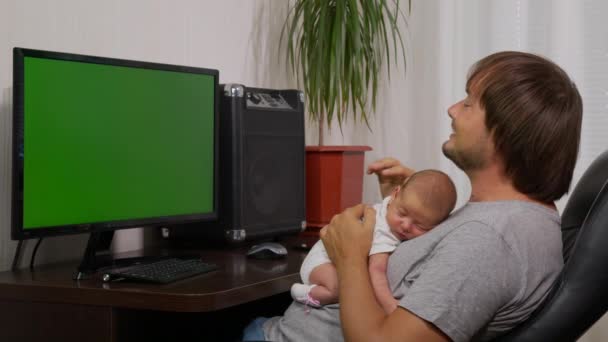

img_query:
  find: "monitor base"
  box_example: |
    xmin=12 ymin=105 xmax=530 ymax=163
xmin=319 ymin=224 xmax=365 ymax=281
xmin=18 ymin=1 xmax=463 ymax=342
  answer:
xmin=72 ymin=231 xmax=195 ymax=281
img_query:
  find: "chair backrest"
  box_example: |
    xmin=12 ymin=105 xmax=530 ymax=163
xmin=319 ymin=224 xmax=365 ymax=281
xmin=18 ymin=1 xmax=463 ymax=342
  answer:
xmin=496 ymin=150 xmax=608 ymax=341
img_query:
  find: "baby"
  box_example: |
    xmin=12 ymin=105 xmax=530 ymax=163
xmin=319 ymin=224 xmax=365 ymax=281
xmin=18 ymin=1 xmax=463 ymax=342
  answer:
xmin=291 ymin=169 xmax=457 ymax=313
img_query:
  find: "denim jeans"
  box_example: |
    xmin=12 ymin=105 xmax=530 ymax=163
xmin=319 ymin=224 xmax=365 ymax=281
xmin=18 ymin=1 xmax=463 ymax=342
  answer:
xmin=242 ymin=317 xmax=269 ymax=341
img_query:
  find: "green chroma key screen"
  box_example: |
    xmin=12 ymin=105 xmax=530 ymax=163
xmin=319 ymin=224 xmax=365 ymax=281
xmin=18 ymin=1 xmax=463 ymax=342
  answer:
xmin=22 ymin=56 xmax=215 ymax=229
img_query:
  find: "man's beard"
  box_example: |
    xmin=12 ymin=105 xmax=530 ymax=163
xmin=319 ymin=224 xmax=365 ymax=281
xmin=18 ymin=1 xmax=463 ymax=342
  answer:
xmin=442 ymin=141 xmax=487 ymax=171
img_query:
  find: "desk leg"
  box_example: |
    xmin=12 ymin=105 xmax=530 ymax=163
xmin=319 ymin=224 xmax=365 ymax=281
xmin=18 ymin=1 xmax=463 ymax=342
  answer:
xmin=0 ymin=299 xmax=115 ymax=342
xmin=0 ymin=292 xmax=292 ymax=341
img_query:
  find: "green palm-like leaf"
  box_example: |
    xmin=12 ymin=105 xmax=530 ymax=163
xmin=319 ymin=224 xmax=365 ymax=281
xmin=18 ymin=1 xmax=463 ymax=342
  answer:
xmin=281 ymin=0 xmax=409 ymax=143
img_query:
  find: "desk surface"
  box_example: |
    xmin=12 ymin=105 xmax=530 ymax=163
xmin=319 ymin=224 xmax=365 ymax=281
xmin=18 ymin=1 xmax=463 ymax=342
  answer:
xmin=0 ymin=241 xmax=310 ymax=313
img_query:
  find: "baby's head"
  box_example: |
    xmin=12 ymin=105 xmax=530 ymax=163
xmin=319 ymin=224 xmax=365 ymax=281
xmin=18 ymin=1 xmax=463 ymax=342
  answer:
xmin=386 ymin=170 xmax=457 ymax=241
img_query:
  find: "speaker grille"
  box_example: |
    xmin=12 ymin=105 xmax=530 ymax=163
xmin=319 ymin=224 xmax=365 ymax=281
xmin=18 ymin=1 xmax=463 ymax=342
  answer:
xmin=241 ymin=113 xmax=305 ymax=228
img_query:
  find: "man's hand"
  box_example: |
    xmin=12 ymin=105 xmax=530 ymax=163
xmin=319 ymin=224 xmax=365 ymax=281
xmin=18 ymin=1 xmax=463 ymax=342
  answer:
xmin=323 ymin=207 xmax=449 ymax=342
xmin=320 ymin=204 xmax=376 ymax=271
xmin=367 ymin=158 xmax=416 ymax=198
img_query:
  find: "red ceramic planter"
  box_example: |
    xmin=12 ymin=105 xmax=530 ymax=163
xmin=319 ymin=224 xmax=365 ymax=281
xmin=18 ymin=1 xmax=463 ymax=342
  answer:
xmin=303 ymin=145 xmax=372 ymax=236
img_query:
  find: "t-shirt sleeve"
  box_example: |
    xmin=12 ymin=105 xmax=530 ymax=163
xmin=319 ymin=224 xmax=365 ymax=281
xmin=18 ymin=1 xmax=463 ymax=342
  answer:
xmin=399 ymin=222 xmax=520 ymax=342
xmin=369 ymin=199 xmax=400 ymax=255
xmin=369 ymin=224 xmax=399 ymax=255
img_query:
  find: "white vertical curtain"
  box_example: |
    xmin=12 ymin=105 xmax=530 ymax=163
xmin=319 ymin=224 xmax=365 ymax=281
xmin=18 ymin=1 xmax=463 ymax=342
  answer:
xmin=315 ymin=1 xmax=607 ymax=338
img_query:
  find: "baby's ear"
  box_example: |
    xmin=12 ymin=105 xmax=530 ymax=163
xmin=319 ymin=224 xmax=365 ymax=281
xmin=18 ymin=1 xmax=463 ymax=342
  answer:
xmin=392 ymin=186 xmax=402 ymax=199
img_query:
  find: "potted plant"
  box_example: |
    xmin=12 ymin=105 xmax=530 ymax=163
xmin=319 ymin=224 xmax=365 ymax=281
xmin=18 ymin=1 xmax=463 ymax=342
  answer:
xmin=282 ymin=0 xmax=409 ymax=234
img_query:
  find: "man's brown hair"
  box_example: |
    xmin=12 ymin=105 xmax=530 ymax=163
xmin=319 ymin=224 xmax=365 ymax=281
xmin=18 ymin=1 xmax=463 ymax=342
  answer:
xmin=467 ymin=51 xmax=583 ymax=202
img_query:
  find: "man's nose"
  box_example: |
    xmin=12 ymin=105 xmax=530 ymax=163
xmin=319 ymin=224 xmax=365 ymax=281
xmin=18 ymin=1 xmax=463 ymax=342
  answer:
xmin=447 ymin=101 xmax=460 ymax=119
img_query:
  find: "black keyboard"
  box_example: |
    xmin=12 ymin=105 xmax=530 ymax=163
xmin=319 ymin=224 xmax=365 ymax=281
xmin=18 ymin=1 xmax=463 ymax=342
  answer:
xmin=103 ymin=258 xmax=218 ymax=284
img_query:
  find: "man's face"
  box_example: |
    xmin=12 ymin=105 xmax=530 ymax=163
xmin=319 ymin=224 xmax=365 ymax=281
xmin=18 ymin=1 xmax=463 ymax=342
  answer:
xmin=442 ymin=91 xmax=495 ymax=171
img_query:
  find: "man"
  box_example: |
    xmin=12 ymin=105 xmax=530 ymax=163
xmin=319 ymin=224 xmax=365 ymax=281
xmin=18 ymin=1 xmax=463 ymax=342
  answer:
xmin=247 ymin=51 xmax=583 ymax=341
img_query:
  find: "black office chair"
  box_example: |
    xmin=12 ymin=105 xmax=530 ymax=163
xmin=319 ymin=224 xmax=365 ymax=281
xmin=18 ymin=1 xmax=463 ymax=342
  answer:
xmin=496 ymin=150 xmax=608 ymax=341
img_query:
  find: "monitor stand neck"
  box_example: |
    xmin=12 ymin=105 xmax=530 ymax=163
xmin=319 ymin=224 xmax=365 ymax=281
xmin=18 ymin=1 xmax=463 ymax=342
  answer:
xmin=73 ymin=231 xmax=115 ymax=280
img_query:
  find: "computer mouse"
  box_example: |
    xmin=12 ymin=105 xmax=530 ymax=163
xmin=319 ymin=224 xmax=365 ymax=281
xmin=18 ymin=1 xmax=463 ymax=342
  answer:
xmin=246 ymin=242 xmax=288 ymax=259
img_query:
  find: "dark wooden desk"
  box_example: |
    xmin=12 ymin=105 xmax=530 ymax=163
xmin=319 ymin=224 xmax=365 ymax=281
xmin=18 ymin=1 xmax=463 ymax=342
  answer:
xmin=0 ymin=241 xmax=310 ymax=341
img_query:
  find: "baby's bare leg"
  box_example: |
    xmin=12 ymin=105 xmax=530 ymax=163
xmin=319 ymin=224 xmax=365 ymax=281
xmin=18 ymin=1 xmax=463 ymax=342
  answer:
xmin=309 ymin=263 xmax=339 ymax=305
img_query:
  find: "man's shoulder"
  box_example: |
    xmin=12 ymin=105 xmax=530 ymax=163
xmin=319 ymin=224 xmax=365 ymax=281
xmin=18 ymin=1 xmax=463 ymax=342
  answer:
xmin=423 ymin=200 xmax=561 ymax=254
xmin=442 ymin=200 xmax=560 ymax=231
xmin=389 ymin=202 xmax=563 ymax=342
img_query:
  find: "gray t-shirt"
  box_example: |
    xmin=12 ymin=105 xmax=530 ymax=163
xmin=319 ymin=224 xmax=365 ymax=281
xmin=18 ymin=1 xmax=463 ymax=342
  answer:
xmin=263 ymin=201 xmax=563 ymax=342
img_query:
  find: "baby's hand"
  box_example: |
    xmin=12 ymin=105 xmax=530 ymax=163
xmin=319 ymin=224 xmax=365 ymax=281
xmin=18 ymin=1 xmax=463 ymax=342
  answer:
xmin=367 ymin=158 xmax=415 ymax=197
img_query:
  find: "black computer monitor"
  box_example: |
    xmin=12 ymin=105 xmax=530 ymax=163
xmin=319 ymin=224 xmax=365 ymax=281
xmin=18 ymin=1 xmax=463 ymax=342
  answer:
xmin=11 ymin=48 xmax=219 ymax=273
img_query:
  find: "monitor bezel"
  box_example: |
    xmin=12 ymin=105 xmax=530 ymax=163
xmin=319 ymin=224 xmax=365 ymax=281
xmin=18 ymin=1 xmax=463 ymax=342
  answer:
xmin=11 ymin=47 xmax=220 ymax=240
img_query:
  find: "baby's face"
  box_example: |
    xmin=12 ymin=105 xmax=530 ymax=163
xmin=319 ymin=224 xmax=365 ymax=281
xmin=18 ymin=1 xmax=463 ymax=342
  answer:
xmin=386 ymin=188 xmax=442 ymax=241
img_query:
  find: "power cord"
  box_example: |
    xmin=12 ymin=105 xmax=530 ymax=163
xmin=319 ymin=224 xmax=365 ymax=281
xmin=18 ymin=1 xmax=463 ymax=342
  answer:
xmin=29 ymin=238 xmax=43 ymax=270
xmin=11 ymin=240 xmax=24 ymax=271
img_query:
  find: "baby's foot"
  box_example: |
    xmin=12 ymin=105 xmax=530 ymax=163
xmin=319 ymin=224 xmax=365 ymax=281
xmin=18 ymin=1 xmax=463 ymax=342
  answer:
xmin=290 ymin=283 xmax=321 ymax=308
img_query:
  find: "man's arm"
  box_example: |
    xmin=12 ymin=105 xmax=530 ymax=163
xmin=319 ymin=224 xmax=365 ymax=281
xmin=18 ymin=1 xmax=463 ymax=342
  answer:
xmin=368 ymin=253 xmax=399 ymax=314
xmin=321 ymin=205 xmax=449 ymax=342
xmin=337 ymin=247 xmax=449 ymax=342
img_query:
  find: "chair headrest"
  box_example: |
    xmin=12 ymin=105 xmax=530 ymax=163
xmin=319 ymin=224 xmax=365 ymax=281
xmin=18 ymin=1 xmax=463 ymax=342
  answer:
xmin=561 ymin=150 xmax=608 ymax=262
xmin=562 ymin=151 xmax=608 ymax=229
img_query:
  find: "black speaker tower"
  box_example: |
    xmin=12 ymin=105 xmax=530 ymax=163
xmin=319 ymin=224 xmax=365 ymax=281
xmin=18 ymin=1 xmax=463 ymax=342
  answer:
xmin=167 ymin=84 xmax=306 ymax=243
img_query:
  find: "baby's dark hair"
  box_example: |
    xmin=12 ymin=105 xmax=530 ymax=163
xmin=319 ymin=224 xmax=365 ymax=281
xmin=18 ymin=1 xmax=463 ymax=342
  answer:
xmin=399 ymin=170 xmax=457 ymax=223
